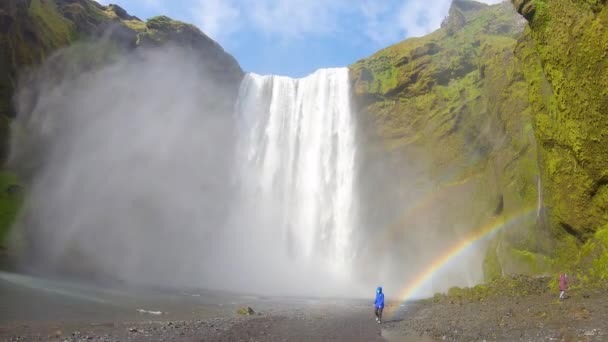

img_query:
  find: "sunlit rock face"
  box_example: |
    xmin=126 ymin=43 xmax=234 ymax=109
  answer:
xmin=349 ymin=1 xmax=546 ymax=283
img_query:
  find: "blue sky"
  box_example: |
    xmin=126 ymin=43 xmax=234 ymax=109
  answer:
xmin=99 ymin=0 xmax=503 ymax=77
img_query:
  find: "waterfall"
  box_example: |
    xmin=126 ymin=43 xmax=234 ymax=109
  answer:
xmin=537 ymin=176 xmax=542 ymax=218
xmin=234 ymin=68 xmax=357 ymax=275
xmin=12 ymin=48 xmax=363 ymax=295
xmin=528 ymin=129 xmax=543 ymax=220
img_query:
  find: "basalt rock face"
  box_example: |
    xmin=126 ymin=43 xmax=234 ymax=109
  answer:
xmin=512 ymin=0 xmax=537 ymax=20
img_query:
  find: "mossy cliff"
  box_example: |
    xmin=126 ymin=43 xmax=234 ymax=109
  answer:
xmin=513 ymin=0 xmax=608 ymax=247
xmin=0 ymin=0 xmax=242 ymax=119
xmin=0 ymin=0 xmax=243 ymax=250
xmin=350 ymin=0 xmax=548 ymax=278
xmin=350 ymin=0 xmax=608 ymax=281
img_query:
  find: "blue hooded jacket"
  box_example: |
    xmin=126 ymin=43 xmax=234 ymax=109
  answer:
xmin=374 ymin=287 xmax=384 ymax=308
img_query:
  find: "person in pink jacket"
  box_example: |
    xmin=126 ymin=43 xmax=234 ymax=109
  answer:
xmin=559 ymin=273 xmax=568 ymax=300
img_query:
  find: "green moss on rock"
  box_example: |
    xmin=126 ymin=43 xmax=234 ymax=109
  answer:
xmin=507 ymin=248 xmax=551 ymax=274
xmin=351 ymin=0 xmax=608 ymax=283
xmin=433 ymin=274 xmax=552 ymax=303
xmin=0 ymin=171 xmax=23 ymax=247
xmin=514 ymin=0 xmax=608 ymax=240
xmin=483 ymin=240 xmax=502 ymax=281
xmin=350 ymin=1 xmax=544 ymax=279
xmin=236 ymin=306 xmax=255 ymax=315
xmin=28 ymin=0 xmax=76 ymax=48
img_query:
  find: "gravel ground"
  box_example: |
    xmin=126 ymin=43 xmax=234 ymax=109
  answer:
xmin=0 ymin=303 xmax=438 ymax=341
xmin=7 ymin=273 xmax=608 ymax=341
xmin=0 ymin=310 xmax=387 ymax=342
xmin=383 ymin=290 xmax=608 ymax=341
xmin=7 ymin=291 xmax=606 ymax=341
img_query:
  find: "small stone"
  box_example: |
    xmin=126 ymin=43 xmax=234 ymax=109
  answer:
xmin=236 ymin=306 xmax=255 ymax=315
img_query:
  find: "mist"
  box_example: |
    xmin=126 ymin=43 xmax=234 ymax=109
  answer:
xmin=6 ymin=33 xmax=512 ymax=300
xmin=11 ymin=43 xmax=245 ymax=291
xmin=8 ymin=40 xmax=376 ymax=298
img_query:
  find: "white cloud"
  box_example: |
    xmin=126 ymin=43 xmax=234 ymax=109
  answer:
xmin=247 ymin=0 xmax=348 ymax=38
xmin=190 ymin=0 xmax=352 ymax=41
xmin=102 ymin=0 xmax=508 ymax=45
xmin=96 ymin=0 xmax=162 ymax=9
xmin=358 ymin=0 xmax=401 ymax=44
xmin=192 ymin=0 xmax=241 ymax=39
xmin=397 ymin=0 xmax=506 ymax=39
xmin=398 ymin=1 xmax=453 ymax=38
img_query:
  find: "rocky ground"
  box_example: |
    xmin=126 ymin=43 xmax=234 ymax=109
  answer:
xmin=3 ymin=274 xmax=608 ymax=341
xmin=5 ymin=290 xmax=608 ymax=342
xmin=1 ymin=318 xmax=237 ymax=342
xmin=383 ymin=286 xmax=608 ymax=341
xmin=0 ymin=308 xmax=390 ymax=342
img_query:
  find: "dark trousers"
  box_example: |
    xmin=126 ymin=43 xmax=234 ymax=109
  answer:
xmin=374 ymin=307 xmax=383 ymax=320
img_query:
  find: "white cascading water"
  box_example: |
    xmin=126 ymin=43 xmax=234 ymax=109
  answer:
xmin=235 ymin=68 xmax=357 ymax=276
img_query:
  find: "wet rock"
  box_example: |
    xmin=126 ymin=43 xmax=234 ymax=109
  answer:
xmin=236 ymin=306 xmax=255 ymax=315
xmin=5 ymin=184 xmax=22 ymax=195
xmin=512 ymin=0 xmax=536 ymax=21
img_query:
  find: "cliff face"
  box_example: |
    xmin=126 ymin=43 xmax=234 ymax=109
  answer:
xmin=350 ymin=0 xmax=608 ymax=282
xmin=512 ymin=0 xmax=608 ymax=281
xmin=0 ymin=0 xmax=243 ymax=128
xmin=515 ymin=0 xmax=608 ymax=242
xmin=350 ymin=0 xmax=549 ymax=280
xmin=0 ymin=0 xmax=243 ymax=249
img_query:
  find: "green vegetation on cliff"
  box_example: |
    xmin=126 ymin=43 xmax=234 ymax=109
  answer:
xmin=1 ymin=0 xmax=242 ymax=120
xmin=351 ymin=0 xmax=608 ymax=284
xmin=0 ymin=0 xmax=243 ymax=251
xmin=515 ymin=0 xmax=608 ymax=242
xmin=443 ymin=223 xmax=608 ymax=302
xmin=0 ymin=171 xmax=22 ymax=246
xmin=350 ymin=0 xmax=550 ymax=278
xmin=506 ymin=0 xmax=608 ymax=285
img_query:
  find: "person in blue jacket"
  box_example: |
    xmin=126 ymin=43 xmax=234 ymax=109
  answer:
xmin=374 ymin=286 xmax=385 ymax=324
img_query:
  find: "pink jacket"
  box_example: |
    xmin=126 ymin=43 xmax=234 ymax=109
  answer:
xmin=559 ymin=274 xmax=568 ymax=291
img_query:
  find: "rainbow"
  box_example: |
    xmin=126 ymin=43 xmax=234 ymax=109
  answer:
xmin=366 ymin=176 xmax=473 ymax=256
xmin=367 ymin=162 xmax=488 ymax=256
xmin=387 ymin=205 xmax=537 ymax=314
